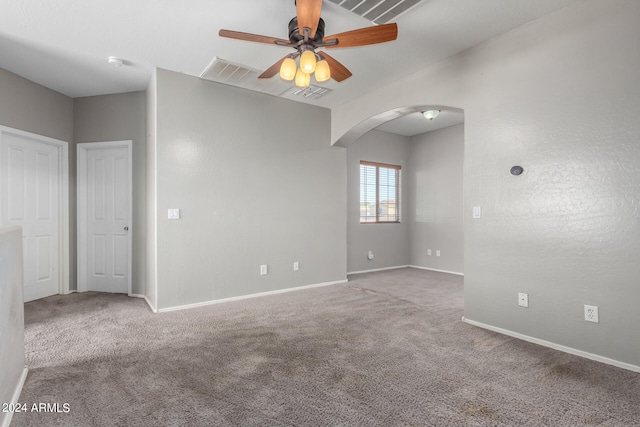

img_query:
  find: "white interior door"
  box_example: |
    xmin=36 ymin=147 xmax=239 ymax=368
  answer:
xmin=1 ymin=133 xmax=60 ymax=302
xmin=78 ymin=142 xmax=131 ymax=294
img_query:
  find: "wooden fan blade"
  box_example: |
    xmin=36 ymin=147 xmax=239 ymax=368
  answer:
xmin=296 ymin=0 xmax=323 ymax=39
xmin=219 ymin=29 xmax=289 ymax=46
xmin=318 ymin=51 xmax=352 ymax=82
xmin=324 ymin=23 xmax=398 ymax=49
xmin=258 ymin=56 xmax=288 ymax=79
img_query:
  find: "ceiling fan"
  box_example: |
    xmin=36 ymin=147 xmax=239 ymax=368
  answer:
xmin=218 ymin=0 xmax=398 ymax=87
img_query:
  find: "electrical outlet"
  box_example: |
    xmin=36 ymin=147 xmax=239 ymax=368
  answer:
xmin=293 ymin=261 xmax=299 ymax=271
xmin=427 ymin=249 xmax=432 ymax=256
xmin=436 ymin=250 xmax=441 ymax=257
xmin=584 ymin=305 xmax=599 ymax=323
xmin=518 ymin=292 xmax=529 ymax=308
xmin=260 ymin=265 xmax=268 ymax=276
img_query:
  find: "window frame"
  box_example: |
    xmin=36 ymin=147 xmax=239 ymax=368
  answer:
xmin=359 ymin=160 xmax=401 ymax=224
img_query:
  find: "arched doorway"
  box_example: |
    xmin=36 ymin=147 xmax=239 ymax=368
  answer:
xmin=343 ymin=106 xmax=465 ymax=277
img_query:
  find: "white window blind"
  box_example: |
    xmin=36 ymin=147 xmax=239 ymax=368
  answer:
xmin=360 ymin=161 xmax=401 ymax=223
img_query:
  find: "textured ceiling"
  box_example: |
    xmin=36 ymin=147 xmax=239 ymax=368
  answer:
xmin=0 ymin=0 xmax=577 ymax=122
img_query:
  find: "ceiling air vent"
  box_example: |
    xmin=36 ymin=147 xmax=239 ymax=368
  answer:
xmin=287 ymin=85 xmax=333 ymax=100
xmin=200 ymin=57 xmax=292 ymax=97
xmin=327 ymin=0 xmax=423 ymax=24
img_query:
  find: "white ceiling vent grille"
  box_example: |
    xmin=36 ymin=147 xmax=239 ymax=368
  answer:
xmin=200 ymin=57 xmax=292 ymax=97
xmin=327 ymin=0 xmax=423 ymax=24
xmin=287 ymin=85 xmax=333 ymax=100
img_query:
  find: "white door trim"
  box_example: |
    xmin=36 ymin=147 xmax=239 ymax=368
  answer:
xmin=77 ymin=141 xmax=133 ymax=295
xmin=0 ymin=125 xmax=70 ymax=295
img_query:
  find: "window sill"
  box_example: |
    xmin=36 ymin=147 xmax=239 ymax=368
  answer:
xmin=359 ymin=221 xmax=401 ymax=224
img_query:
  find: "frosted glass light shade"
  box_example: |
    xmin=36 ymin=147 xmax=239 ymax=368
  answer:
xmin=295 ymin=68 xmax=310 ymax=87
xmin=279 ymin=58 xmax=296 ymax=80
xmin=300 ymin=50 xmax=316 ymax=74
xmin=422 ymin=110 xmax=440 ymax=120
xmin=314 ymin=60 xmax=330 ymax=82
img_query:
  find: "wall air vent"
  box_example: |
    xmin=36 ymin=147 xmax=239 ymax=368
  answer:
xmin=200 ymin=57 xmax=292 ymax=97
xmin=288 ymin=85 xmax=333 ymax=100
xmin=327 ymin=0 xmax=423 ymax=24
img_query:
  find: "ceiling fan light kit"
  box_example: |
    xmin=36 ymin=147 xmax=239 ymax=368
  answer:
xmin=281 ymin=52 xmax=331 ymax=86
xmin=218 ymin=0 xmax=398 ymax=88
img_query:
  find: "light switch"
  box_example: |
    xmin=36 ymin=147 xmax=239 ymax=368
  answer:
xmin=473 ymin=206 xmax=482 ymax=219
xmin=168 ymin=209 xmax=180 ymax=220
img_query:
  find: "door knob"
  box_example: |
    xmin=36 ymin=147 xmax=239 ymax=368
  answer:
xmin=124 ymin=226 xmax=129 ymax=231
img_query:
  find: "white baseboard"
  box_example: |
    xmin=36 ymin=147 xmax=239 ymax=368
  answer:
xmin=129 ymin=293 xmax=158 ymax=313
xmin=2 ymin=367 xmax=28 ymax=427
xmin=462 ymin=317 xmax=640 ymax=374
xmin=156 ymin=279 xmax=348 ymax=313
xmin=408 ymin=265 xmax=464 ymax=276
xmin=347 ymin=265 xmax=409 ymax=275
xmin=144 ymin=295 xmax=157 ymax=313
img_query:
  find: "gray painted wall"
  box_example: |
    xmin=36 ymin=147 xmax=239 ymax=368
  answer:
xmin=152 ymin=68 xmax=346 ymax=310
xmin=0 ymin=227 xmax=24 ymax=427
xmin=409 ymin=124 xmax=464 ymax=274
xmin=332 ymin=0 xmax=640 ymax=368
xmin=346 ymin=130 xmax=410 ymax=273
xmin=0 ymin=67 xmax=76 ymax=290
xmin=74 ymin=92 xmax=147 ymax=295
xmin=0 ymin=67 xmax=73 ymax=142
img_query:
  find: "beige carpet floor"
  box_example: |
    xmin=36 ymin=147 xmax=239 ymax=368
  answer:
xmin=12 ymin=268 xmax=640 ymax=426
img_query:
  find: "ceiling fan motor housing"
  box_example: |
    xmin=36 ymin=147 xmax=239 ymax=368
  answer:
xmin=288 ymin=17 xmax=325 ymax=44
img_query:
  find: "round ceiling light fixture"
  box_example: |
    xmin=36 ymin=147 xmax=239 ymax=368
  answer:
xmin=422 ymin=110 xmax=440 ymax=120
xmin=108 ymin=56 xmax=124 ymax=67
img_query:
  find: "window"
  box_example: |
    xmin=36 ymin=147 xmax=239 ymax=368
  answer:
xmin=360 ymin=161 xmax=401 ymax=223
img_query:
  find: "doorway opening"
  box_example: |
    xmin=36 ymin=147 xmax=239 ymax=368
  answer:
xmin=342 ymin=106 xmax=465 ymax=276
